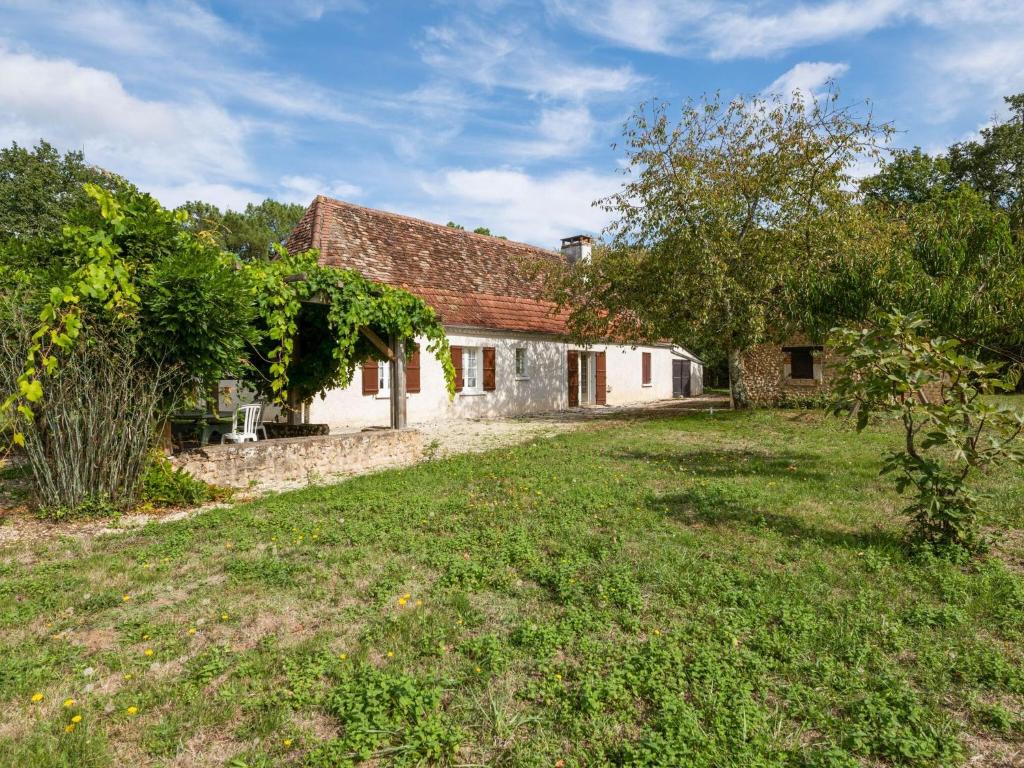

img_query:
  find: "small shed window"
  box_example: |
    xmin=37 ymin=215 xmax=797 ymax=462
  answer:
xmin=787 ymin=347 xmax=816 ymax=380
xmin=642 ymin=352 xmax=652 ymax=386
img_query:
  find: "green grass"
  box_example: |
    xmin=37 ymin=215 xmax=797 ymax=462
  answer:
xmin=1 ymin=408 xmax=1022 ymax=767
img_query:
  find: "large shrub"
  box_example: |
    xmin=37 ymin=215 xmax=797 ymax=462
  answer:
xmin=0 ymin=312 xmax=175 ymax=515
xmin=829 ymin=311 xmax=1024 ymax=556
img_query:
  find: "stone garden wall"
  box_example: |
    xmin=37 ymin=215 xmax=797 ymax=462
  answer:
xmin=171 ymin=429 xmax=423 ymax=491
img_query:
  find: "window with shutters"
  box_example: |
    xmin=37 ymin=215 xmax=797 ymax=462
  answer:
xmin=514 ymin=347 xmax=528 ymax=379
xmin=463 ymin=347 xmax=481 ymax=392
xmin=642 ymin=352 xmax=652 ymax=386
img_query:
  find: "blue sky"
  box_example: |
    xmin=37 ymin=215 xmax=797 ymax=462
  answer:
xmin=1 ymin=1 xmax=1021 ymax=246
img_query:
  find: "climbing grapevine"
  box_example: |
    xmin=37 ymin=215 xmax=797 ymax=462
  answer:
xmin=247 ymin=245 xmax=455 ymax=403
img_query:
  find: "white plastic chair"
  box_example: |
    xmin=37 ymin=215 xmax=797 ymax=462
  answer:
xmin=221 ymin=404 xmax=264 ymax=443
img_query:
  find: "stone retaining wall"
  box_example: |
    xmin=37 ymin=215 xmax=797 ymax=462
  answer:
xmin=171 ymin=429 xmax=423 ymax=491
xmin=261 ymin=422 xmax=330 ymax=439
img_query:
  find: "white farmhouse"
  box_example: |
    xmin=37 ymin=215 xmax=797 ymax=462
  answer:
xmin=282 ymin=196 xmax=703 ymax=431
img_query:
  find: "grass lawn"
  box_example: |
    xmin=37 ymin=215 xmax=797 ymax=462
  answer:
xmin=1 ymin=408 xmax=1022 ymax=767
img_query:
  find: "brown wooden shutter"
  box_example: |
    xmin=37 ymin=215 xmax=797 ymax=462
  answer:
xmin=406 ymin=347 xmax=421 ymax=393
xmin=567 ymin=350 xmax=579 ymax=407
xmin=450 ymin=345 xmax=464 ymax=392
xmin=595 ymin=351 xmax=607 ymax=405
xmin=362 ymin=359 xmax=379 ymax=395
xmin=642 ymin=352 xmax=652 ymax=385
xmin=482 ymin=347 xmax=496 ymax=391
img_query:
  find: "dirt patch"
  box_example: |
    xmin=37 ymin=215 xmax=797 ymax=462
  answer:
xmin=63 ymin=627 xmax=120 ymax=653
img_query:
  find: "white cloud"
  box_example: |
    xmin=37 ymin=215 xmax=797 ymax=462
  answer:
xmin=545 ymin=0 xmax=710 ymax=54
xmin=0 ymin=46 xmax=253 ymax=193
xmin=413 ymin=167 xmax=618 ymax=245
xmin=420 ymin=20 xmax=645 ymax=100
xmin=547 ymin=0 xmax=1020 ymax=60
xmin=702 ymin=0 xmax=903 ymax=60
xmin=763 ymin=61 xmax=849 ymax=98
xmin=279 ymin=175 xmax=362 ymax=205
xmin=7 ymin=0 xmax=257 ymax=57
xmin=146 ymin=181 xmax=266 ymax=211
xmin=506 ymin=106 xmax=596 ymax=159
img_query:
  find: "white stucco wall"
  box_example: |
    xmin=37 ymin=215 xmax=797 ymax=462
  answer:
xmin=306 ymin=328 xmax=702 ymax=432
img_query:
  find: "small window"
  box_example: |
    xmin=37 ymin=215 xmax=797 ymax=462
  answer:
xmin=463 ymin=347 xmax=480 ymax=392
xmin=515 ymin=347 xmax=528 ymax=378
xmin=642 ymin=352 xmax=652 ymax=386
xmin=377 ymin=361 xmax=390 ymax=393
xmin=789 ymin=348 xmax=815 ymax=380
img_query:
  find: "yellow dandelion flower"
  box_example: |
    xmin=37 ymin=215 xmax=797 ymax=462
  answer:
xmin=415 ymin=599 xmax=423 ymax=607
xmin=71 ymin=715 xmax=82 ymax=723
xmin=123 ymin=674 xmax=133 ymax=681
xmin=653 ymin=629 xmax=661 ymax=636
xmin=282 ymin=738 xmax=293 ymax=747
xmin=63 ymin=698 xmax=74 ymax=708
xmin=386 ymin=651 xmax=394 ymax=658
xmin=474 ymin=666 xmax=481 ymax=674
xmin=64 ymin=724 xmax=75 ymax=733
xmin=220 ymin=613 xmax=229 ymax=621
xmin=122 ymin=595 xmax=131 ymax=602
xmin=31 ymin=693 xmax=44 ymax=703
xmin=554 ymin=673 xmax=562 ymax=681
xmin=188 ymin=627 xmax=197 ymax=635
xmin=338 ymin=653 xmax=347 ymax=660
xmin=397 ymin=597 xmax=408 ymax=607
xmin=144 ymin=649 xmax=154 ymax=657
xmin=402 ymin=593 xmax=411 ymax=600
xmin=126 ymin=706 xmax=138 ymax=716
xmin=142 ymin=634 xmax=149 ymax=640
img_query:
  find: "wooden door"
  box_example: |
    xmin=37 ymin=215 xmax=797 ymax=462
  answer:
xmin=672 ymin=359 xmax=691 ymax=397
xmin=595 ymin=352 xmax=607 ymax=405
xmin=567 ymin=351 xmax=579 ymax=407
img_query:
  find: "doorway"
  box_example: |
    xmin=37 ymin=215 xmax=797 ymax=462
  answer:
xmin=568 ymin=351 xmax=598 ymax=406
xmin=673 ymin=359 xmax=691 ymax=397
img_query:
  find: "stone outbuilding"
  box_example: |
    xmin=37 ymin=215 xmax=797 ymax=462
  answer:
xmin=739 ymin=336 xmax=835 ymax=406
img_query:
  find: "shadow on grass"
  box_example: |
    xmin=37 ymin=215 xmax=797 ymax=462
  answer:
xmin=614 ymin=447 xmax=828 ymax=483
xmin=655 ymin=490 xmax=897 ymax=551
xmin=620 ymin=447 xmax=900 ymax=552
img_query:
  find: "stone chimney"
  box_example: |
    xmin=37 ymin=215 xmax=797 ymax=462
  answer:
xmin=560 ymin=235 xmax=593 ymax=265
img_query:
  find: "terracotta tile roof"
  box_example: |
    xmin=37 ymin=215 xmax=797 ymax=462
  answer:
xmin=284 ymin=196 xmax=570 ymax=334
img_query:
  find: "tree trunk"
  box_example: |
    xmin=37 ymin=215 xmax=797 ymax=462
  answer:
xmin=728 ymin=349 xmax=751 ymax=409
xmin=286 ymin=389 xmax=306 ymax=425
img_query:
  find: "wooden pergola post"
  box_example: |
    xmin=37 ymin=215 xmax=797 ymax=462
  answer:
xmin=389 ymin=334 xmax=407 ymax=430
xmin=287 ymin=276 xmax=408 ymax=430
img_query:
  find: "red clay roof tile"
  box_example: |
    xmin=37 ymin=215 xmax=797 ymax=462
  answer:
xmin=284 ymin=196 xmax=570 ymax=335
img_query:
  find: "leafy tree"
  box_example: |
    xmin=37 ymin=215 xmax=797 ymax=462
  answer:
xmin=543 ymin=91 xmax=892 ymax=407
xmin=860 ymin=148 xmax=951 ymax=206
xmin=178 ymin=198 xmax=306 ymax=260
xmin=829 ymin=311 xmax=1024 ymax=556
xmin=0 ymin=140 xmax=130 ymax=241
xmin=810 ymin=179 xmax=1024 ymax=364
xmin=947 ymin=93 xmax=1024 ymax=224
xmin=446 ymin=221 xmax=506 ymax=239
